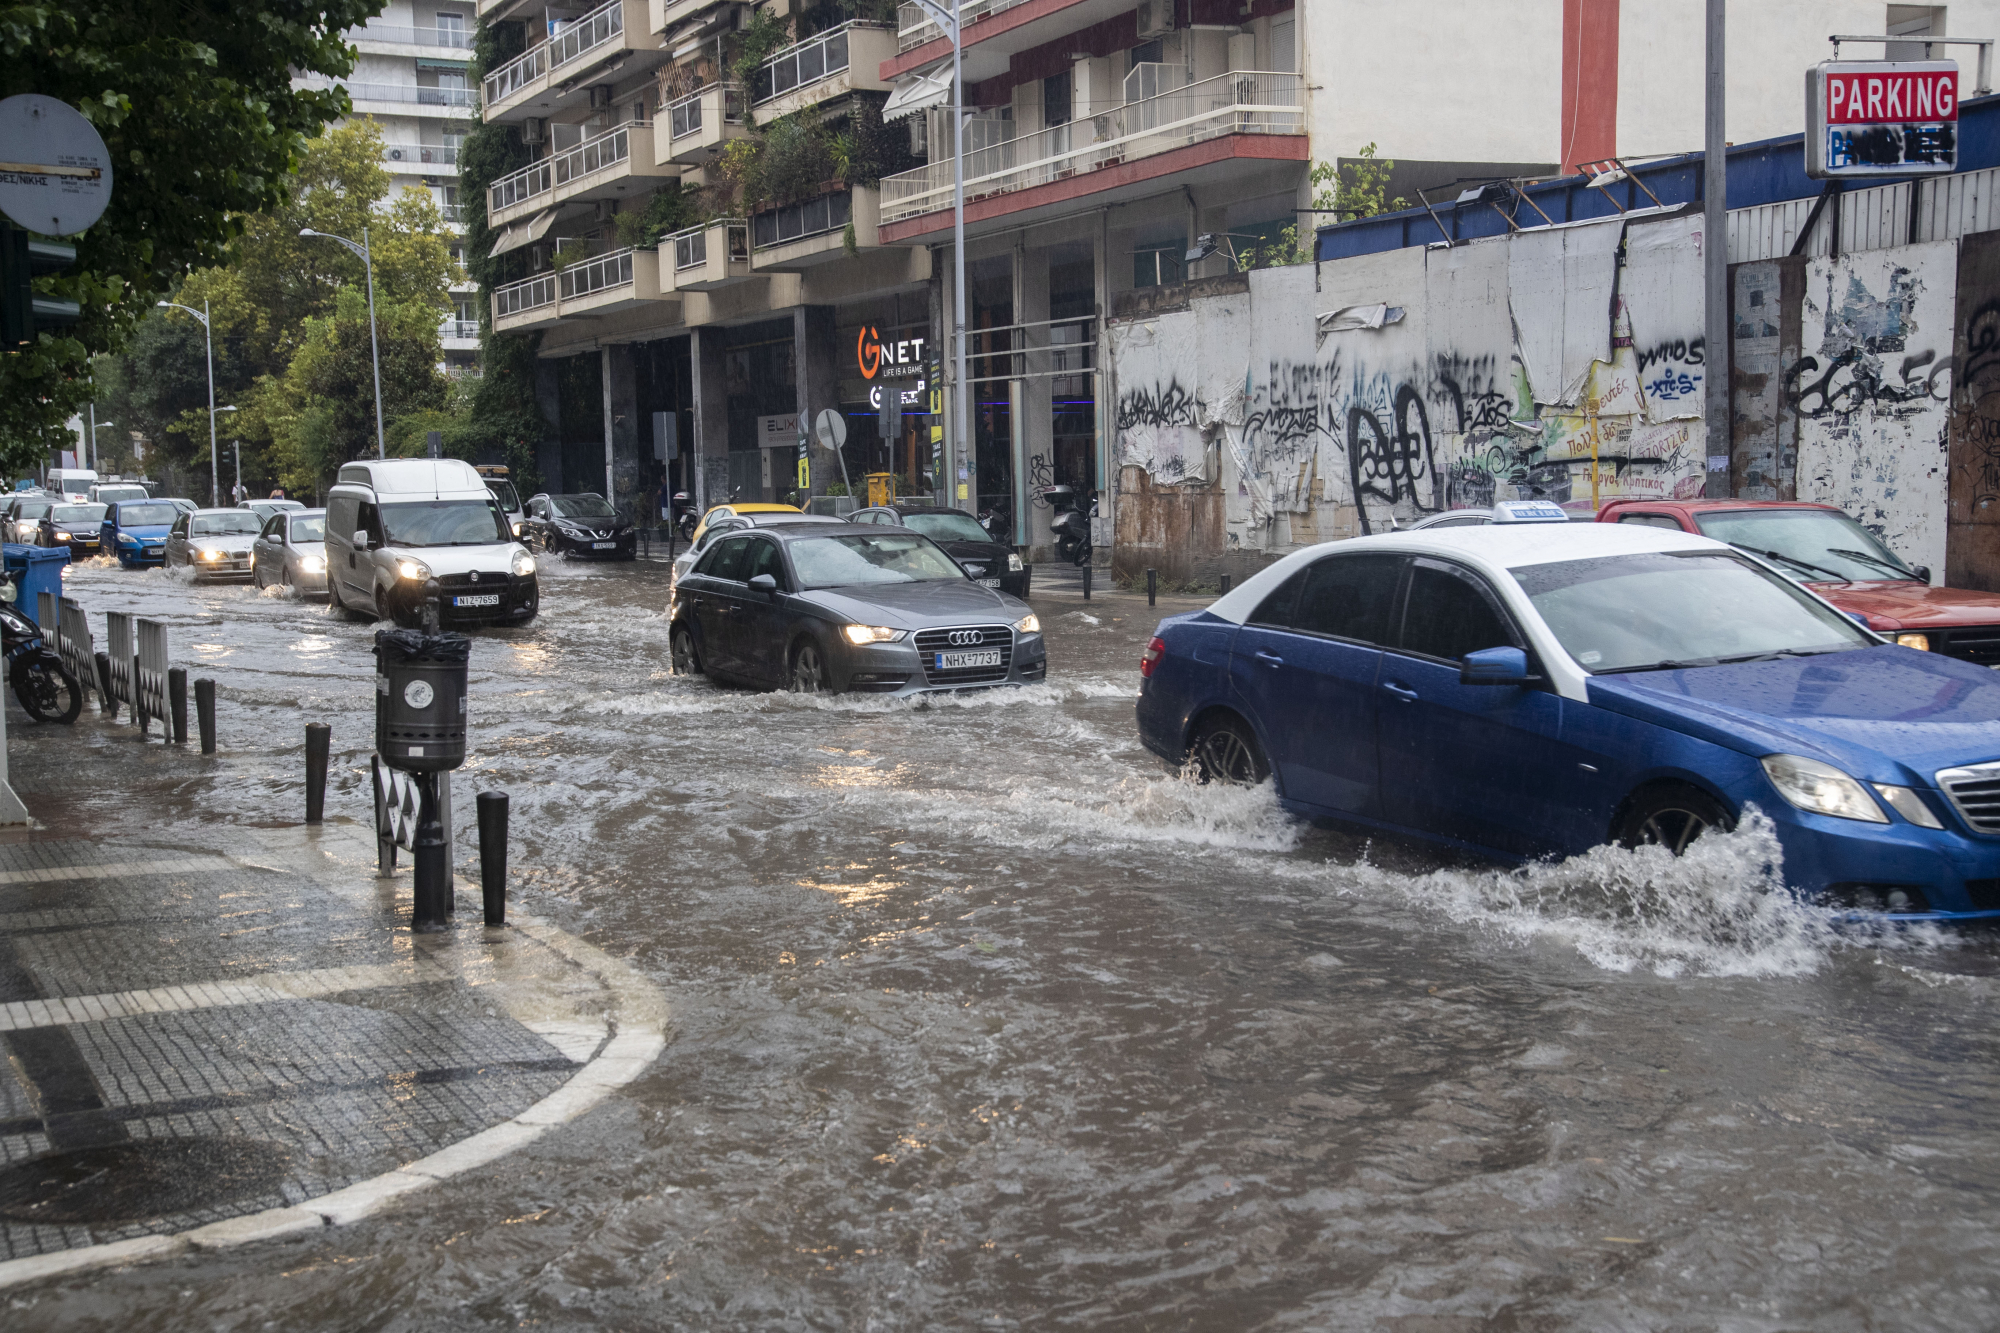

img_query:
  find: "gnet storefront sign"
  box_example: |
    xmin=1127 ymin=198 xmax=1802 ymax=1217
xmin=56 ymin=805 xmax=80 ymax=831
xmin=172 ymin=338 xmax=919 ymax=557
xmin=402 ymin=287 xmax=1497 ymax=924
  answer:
xmin=1807 ymin=60 xmax=1959 ymax=178
xmin=850 ymin=324 xmax=929 ymax=412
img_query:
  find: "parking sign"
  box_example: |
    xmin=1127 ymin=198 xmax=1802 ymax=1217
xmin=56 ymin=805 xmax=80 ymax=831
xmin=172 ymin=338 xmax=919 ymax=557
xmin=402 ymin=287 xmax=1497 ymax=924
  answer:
xmin=1807 ymin=60 xmax=1959 ymax=178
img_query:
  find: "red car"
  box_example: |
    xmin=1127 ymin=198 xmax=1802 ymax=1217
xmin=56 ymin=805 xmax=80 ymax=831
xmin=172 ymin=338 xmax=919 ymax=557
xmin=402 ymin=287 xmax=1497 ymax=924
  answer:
xmin=1595 ymin=499 xmax=2000 ymax=663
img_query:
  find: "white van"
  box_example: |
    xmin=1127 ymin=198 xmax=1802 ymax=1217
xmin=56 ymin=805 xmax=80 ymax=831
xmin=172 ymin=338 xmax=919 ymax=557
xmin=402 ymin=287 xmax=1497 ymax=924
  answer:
xmin=46 ymin=468 xmax=96 ymax=499
xmin=324 ymin=458 xmax=539 ymax=626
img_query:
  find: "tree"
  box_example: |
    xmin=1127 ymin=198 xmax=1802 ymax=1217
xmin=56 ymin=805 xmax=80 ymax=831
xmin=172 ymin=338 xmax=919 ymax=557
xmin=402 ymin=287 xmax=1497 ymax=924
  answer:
xmin=0 ymin=0 xmax=384 ymax=472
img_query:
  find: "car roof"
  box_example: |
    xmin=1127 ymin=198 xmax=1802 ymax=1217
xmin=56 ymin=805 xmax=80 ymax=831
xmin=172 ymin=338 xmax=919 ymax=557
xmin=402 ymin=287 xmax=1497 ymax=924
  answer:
xmin=711 ymin=503 xmax=803 ymax=515
xmin=1599 ymin=498 xmax=1841 ymax=514
xmin=760 ymin=521 xmax=882 ymax=540
xmin=1205 ymin=523 xmax=1731 ymax=626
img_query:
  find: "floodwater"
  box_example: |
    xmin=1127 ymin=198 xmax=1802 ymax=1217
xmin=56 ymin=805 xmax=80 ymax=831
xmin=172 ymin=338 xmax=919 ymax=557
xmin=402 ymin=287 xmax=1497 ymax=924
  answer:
xmin=14 ymin=555 xmax=2000 ymax=1330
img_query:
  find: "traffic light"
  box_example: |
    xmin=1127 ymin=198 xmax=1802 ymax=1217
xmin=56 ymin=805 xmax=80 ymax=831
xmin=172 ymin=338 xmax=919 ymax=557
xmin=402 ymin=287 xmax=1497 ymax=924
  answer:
xmin=1 ymin=224 xmax=82 ymax=347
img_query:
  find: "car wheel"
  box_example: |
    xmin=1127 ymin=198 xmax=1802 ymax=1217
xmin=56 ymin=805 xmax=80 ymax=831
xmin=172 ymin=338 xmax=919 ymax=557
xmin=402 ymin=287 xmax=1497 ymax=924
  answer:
xmin=1615 ymin=785 xmax=1734 ymax=854
xmin=327 ymin=578 xmax=367 ymax=623
xmin=790 ymin=637 xmax=831 ymax=693
xmin=671 ymin=622 xmax=703 ymax=676
xmin=1189 ymin=713 xmax=1270 ymax=785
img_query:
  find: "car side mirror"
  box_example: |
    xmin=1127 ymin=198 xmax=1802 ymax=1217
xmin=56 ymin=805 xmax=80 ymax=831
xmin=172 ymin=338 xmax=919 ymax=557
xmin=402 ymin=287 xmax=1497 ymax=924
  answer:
xmin=747 ymin=573 xmax=779 ymax=594
xmin=1460 ymin=646 xmax=1541 ymax=686
xmin=352 ymin=530 xmax=370 ymax=551
xmin=1912 ymin=565 xmax=1933 ymax=584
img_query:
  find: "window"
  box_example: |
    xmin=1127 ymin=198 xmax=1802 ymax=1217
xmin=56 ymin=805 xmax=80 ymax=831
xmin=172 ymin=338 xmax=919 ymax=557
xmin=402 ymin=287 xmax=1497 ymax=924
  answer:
xmin=356 ymin=501 xmax=385 ymax=546
xmin=743 ymin=538 xmax=787 ymax=588
xmin=290 ymin=515 xmax=326 ymax=543
xmin=1270 ymin=17 xmax=1297 ymax=74
xmin=1291 ymin=554 xmax=1404 ymax=644
xmin=327 ymin=495 xmax=358 ymax=542
xmin=1044 ymin=69 xmax=1072 ymax=128
xmin=1617 ymin=513 xmax=1684 ymax=530
xmin=1399 ymin=563 xmax=1517 ymax=662
xmin=752 ymin=190 xmax=852 ymax=247
xmin=702 ymin=535 xmax=754 ymax=581
xmin=261 ymin=516 xmax=283 ymax=540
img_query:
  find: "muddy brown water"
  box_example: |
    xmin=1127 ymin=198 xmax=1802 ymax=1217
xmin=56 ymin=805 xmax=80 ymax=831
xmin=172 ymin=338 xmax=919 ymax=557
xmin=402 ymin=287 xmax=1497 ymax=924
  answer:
xmin=8 ymin=556 xmax=2000 ymax=1330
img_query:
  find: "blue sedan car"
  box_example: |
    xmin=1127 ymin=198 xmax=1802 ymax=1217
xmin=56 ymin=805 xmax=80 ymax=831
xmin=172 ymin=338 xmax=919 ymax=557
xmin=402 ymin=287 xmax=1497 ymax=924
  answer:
xmin=100 ymin=499 xmax=181 ymax=568
xmin=1136 ymin=523 xmax=2000 ymax=920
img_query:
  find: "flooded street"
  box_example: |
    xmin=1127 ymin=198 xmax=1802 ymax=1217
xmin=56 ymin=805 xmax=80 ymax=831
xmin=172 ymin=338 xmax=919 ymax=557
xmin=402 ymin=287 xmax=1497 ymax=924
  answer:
xmin=14 ymin=554 xmax=2000 ymax=1330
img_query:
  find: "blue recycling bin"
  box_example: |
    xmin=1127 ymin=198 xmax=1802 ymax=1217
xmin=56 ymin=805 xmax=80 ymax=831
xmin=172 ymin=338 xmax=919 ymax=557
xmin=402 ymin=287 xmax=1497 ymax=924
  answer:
xmin=3 ymin=544 xmax=69 ymax=627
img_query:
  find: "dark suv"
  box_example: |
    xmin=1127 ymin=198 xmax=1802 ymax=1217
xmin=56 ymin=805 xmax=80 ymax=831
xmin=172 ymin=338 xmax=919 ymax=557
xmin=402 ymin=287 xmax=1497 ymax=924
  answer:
xmin=848 ymin=503 xmax=1030 ymax=598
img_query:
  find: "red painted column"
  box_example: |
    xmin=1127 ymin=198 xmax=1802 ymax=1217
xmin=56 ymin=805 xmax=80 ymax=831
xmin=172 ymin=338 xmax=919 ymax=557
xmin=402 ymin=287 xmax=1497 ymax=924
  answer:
xmin=1562 ymin=0 xmax=1621 ymax=173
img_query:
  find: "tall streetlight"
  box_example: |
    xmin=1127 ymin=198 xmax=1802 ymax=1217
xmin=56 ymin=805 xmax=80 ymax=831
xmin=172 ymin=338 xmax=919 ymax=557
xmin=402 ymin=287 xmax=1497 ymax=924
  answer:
xmin=300 ymin=227 xmax=386 ymax=459
xmin=900 ymin=0 xmax=970 ymax=514
xmin=86 ymin=404 xmax=114 ymax=472
xmin=156 ymin=298 xmax=235 ymax=505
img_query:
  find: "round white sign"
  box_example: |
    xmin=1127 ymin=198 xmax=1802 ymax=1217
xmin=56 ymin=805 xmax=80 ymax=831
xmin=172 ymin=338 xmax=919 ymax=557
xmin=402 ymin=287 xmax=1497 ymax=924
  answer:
xmin=0 ymin=95 xmax=113 ymax=237
xmin=403 ymin=679 xmax=435 ymax=710
xmin=814 ymin=407 xmax=847 ymax=451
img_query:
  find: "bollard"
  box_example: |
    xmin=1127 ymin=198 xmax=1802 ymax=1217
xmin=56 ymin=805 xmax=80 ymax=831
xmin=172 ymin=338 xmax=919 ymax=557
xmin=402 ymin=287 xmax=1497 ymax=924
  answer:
xmin=168 ymin=667 xmax=188 ymax=744
xmin=132 ymin=655 xmax=147 ymax=735
xmin=194 ymin=677 xmax=216 ymax=754
xmin=95 ymin=652 xmax=115 ymax=719
xmin=304 ymin=723 xmax=330 ymax=824
xmin=1219 ymin=572 xmax=1232 ymax=596
xmin=476 ymin=790 xmax=509 ymax=926
xmin=411 ymin=773 xmax=449 ymax=932
xmin=1147 ymin=567 xmax=1157 ymax=607
xmin=1082 ymin=563 xmax=1092 ymax=601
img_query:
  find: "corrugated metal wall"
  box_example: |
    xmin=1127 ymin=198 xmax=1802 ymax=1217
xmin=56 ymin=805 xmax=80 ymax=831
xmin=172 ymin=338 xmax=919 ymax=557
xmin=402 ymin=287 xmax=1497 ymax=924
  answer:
xmin=1727 ymin=168 xmax=2000 ymax=262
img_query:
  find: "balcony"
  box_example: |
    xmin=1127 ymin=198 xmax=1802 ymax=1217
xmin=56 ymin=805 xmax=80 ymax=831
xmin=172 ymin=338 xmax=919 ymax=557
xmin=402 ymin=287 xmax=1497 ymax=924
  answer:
xmin=487 ymin=121 xmax=673 ymax=227
xmin=660 ymin=83 xmax=747 ymax=165
xmin=661 ymin=220 xmax=750 ymax=291
xmin=304 ymin=79 xmax=477 ymax=116
xmin=492 ymin=272 xmax=561 ymax=333
xmin=751 ymin=22 xmax=895 ymax=120
xmin=353 ymin=22 xmax=476 ymax=53
xmin=557 ymin=246 xmax=669 ymax=318
xmin=895 ymin=0 xmax=1025 ymax=51
xmin=653 ymin=0 xmax=731 ymax=31
xmin=749 ymin=186 xmax=899 ymax=271
xmin=383 ymin=143 xmax=459 ymax=168
xmin=879 ymin=71 xmax=1306 ymax=240
xmin=440 ymin=318 xmax=480 ymax=339
xmin=886 ymin=0 xmax=1106 ymax=81
xmin=481 ymin=0 xmax=663 ymax=122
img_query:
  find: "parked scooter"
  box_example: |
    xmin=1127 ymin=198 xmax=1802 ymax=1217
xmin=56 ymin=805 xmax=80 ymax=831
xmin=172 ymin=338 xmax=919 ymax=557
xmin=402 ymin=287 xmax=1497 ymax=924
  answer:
xmin=979 ymin=499 xmax=1012 ymax=545
xmin=1048 ymin=487 xmax=1096 ymax=568
xmin=0 ymin=576 xmax=81 ymax=723
xmin=673 ymin=492 xmax=699 ymax=543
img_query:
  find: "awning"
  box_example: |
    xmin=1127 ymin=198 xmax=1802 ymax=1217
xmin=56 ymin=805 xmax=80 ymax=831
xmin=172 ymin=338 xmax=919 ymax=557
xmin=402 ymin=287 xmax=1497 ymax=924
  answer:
xmin=489 ymin=208 xmax=559 ymax=256
xmin=883 ymin=68 xmax=953 ymax=124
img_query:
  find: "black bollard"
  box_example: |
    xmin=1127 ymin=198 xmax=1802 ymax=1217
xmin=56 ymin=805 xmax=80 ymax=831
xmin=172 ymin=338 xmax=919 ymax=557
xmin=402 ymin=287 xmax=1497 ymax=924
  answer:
xmin=132 ymin=655 xmax=147 ymax=735
xmin=95 ymin=652 xmax=115 ymax=719
xmin=1082 ymin=563 xmax=1092 ymax=601
xmin=194 ymin=677 xmax=216 ymax=754
xmin=1147 ymin=567 xmax=1157 ymax=607
xmin=411 ymin=773 xmax=450 ymax=932
xmin=168 ymin=667 xmax=188 ymax=744
xmin=1219 ymin=572 xmax=1232 ymax=596
xmin=304 ymin=723 xmax=330 ymax=824
xmin=476 ymin=790 xmax=509 ymax=926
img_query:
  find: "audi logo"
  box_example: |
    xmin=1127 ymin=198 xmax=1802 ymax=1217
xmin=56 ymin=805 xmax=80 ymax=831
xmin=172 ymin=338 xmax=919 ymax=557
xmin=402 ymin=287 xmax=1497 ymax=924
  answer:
xmin=947 ymin=629 xmax=984 ymax=647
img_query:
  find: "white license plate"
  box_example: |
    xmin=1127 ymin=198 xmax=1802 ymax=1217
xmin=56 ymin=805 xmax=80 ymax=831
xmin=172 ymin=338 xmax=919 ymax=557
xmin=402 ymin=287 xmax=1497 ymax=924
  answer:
xmin=936 ymin=650 xmax=1002 ymax=670
xmin=453 ymin=594 xmax=501 ymax=607
xmin=592 ymin=541 xmax=615 ymax=549
xmin=977 ymin=577 xmax=1001 ymax=588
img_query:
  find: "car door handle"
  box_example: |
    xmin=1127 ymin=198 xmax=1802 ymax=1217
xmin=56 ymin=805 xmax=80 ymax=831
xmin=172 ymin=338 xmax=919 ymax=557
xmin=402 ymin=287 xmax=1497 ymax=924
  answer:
xmin=1382 ymin=682 xmax=1419 ymax=703
xmin=1253 ymin=649 xmax=1284 ymax=668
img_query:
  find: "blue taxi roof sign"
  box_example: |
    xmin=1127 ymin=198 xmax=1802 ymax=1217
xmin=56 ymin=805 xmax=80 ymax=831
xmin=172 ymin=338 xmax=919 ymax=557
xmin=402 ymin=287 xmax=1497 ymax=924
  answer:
xmin=1492 ymin=500 xmax=1572 ymax=524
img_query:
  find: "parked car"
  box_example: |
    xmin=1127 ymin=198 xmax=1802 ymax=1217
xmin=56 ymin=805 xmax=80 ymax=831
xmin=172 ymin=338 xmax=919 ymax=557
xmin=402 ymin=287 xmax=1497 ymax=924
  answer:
xmin=324 ymin=459 xmax=538 ymax=627
xmin=166 ymin=508 xmax=261 ymax=580
xmin=1409 ymin=505 xmax=1599 ymax=529
xmin=1596 ymin=499 xmax=2000 ymax=663
xmin=849 ymin=502 xmax=1031 ymax=597
xmin=164 ymin=497 xmax=199 ymax=516
xmin=521 ymin=493 xmax=637 ymax=559
xmin=100 ymin=499 xmax=181 ymax=567
xmin=669 ymin=521 xmax=1046 ymax=695
xmin=88 ymin=482 xmax=149 ymax=505
xmin=671 ymin=511 xmax=827 ymax=585
xmin=241 ymin=498 xmax=305 ymax=525
xmin=477 ymin=464 xmax=524 ymax=537
xmin=36 ymin=502 xmax=107 ymax=558
xmin=3 ymin=495 xmax=55 ymax=543
xmin=686 ymin=501 xmax=803 ymax=548
xmin=252 ymin=508 xmax=328 ymax=595
xmin=1136 ymin=521 xmax=2000 ymax=920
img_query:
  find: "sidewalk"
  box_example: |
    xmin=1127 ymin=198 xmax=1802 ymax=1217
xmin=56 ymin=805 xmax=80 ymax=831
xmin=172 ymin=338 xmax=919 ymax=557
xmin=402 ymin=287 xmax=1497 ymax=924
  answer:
xmin=0 ymin=813 xmax=668 ymax=1285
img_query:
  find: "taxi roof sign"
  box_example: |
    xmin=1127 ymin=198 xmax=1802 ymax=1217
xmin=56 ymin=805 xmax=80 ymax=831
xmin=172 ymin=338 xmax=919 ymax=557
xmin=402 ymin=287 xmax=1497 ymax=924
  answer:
xmin=1491 ymin=500 xmax=1571 ymax=524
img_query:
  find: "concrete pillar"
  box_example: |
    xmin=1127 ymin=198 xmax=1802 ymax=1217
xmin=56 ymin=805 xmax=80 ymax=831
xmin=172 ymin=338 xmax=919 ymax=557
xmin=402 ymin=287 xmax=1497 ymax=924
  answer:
xmin=794 ymin=305 xmax=839 ymax=498
xmin=1016 ymin=241 xmax=1053 ymax=555
xmin=928 ymin=253 xmax=948 ymax=505
xmin=534 ymin=356 xmax=562 ymax=495
xmin=1095 ymin=209 xmax=1114 ymax=563
xmin=601 ymin=344 xmax=641 ymax=512
xmin=690 ymin=326 xmax=728 ymax=513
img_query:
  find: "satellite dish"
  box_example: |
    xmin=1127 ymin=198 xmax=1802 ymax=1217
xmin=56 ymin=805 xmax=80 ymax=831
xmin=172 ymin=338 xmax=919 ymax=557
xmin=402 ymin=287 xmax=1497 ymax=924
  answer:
xmin=0 ymin=96 xmax=112 ymax=237
xmin=814 ymin=407 xmax=847 ymax=451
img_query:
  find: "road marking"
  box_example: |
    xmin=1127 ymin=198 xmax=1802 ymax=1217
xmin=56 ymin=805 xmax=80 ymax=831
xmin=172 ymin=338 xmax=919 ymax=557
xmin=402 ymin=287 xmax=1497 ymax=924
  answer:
xmin=0 ymin=857 xmax=229 ymax=886
xmin=0 ymin=960 xmax=452 ymax=1032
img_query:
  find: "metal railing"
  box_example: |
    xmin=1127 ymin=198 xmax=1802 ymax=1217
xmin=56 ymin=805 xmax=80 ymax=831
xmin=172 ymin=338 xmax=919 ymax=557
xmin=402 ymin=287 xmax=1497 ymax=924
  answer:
xmin=383 ymin=143 xmax=459 ymax=167
xmin=488 ymin=122 xmax=637 ymax=215
xmin=559 ymin=247 xmax=634 ymax=300
xmin=483 ymin=43 xmax=546 ymax=104
xmin=441 ymin=204 xmax=466 ymax=223
xmin=896 ymin=0 xmax=1028 ymax=51
xmin=880 ymin=71 xmax=1303 ymax=224
xmin=493 ymin=273 xmax=557 ymax=318
xmin=354 ymin=22 xmax=475 ymax=49
xmin=439 ymin=319 xmax=480 ymax=339
xmin=755 ymin=21 xmax=874 ymax=104
xmin=668 ymin=83 xmax=742 ymax=140
xmin=332 ymin=80 xmax=477 ymax=108
xmin=670 ymin=220 xmax=747 ymax=270
xmin=549 ymin=0 xmax=624 ymax=73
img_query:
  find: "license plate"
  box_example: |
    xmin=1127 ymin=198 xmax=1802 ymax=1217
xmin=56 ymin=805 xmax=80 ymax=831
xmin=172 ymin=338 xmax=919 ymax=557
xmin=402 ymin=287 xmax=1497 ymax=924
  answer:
xmin=977 ymin=577 xmax=1001 ymax=588
xmin=936 ymin=650 xmax=1002 ymax=670
xmin=453 ymin=594 xmax=501 ymax=607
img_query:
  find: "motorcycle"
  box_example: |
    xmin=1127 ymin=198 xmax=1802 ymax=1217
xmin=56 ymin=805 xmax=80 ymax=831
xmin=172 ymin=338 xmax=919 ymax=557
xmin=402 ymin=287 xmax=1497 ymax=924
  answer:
xmin=673 ymin=492 xmax=699 ymax=543
xmin=979 ymin=500 xmax=1012 ymax=545
xmin=1048 ymin=487 xmax=1096 ymax=568
xmin=0 ymin=576 xmax=82 ymax=723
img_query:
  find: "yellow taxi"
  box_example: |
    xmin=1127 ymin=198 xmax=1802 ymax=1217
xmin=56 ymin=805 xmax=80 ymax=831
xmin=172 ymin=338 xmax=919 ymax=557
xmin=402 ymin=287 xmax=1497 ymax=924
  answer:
xmin=686 ymin=502 xmax=802 ymax=547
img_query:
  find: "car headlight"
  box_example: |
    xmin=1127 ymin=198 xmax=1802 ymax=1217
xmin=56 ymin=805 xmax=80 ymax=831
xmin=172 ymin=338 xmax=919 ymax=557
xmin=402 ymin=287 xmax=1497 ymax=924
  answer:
xmin=1007 ymin=553 xmax=1024 ymax=572
xmin=53 ymin=531 xmax=69 ymax=541
xmin=1871 ymin=783 xmax=1945 ymax=829
xmin=117 ymin=533 xmax=137 ymax=545
xmin=1013 ymin=614 xmax=1040 ymax=635
xmin=301 ymin=555 xmax=325 ymax=573
xmin=1761 ymin=754 xmax=1889 ymax=823
xmin=512 ymin=521 xmax=522 ymax=536
xmin=842 ymin=624 xmax=905 ymax=645
xmin=1896 ymin=633 xmax=1931 ymax=650
xmin=397 ymin=558 xmax=430 ymax=581
xmin=511 ymin=550 xmax=536 ymax=578
xmin=201 ymin=548 xmax=222 ymax=562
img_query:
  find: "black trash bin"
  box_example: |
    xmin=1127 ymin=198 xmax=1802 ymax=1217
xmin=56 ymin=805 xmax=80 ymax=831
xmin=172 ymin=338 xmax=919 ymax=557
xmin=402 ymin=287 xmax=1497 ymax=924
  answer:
xmin=374 ymin=629 xmax=470 ymax=774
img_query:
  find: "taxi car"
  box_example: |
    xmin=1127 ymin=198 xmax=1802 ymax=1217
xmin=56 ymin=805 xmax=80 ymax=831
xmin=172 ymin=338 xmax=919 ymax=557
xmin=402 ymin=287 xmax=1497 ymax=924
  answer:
xmin=686 ymin=502 xmax=803 ymax=548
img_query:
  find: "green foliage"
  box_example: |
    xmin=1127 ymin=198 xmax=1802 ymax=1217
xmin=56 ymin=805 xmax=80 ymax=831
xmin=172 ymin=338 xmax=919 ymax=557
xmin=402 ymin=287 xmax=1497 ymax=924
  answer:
xmin=731 ymin=7 xmax=793 ymax=128
xmin=1314 ymin=144 xmax=1408 ymax=221
xmin=718 ymin=99 xmax=915 ymax=214
xmin=610 ymin=184 xmax=703 ymax=251
xmin=0 ymin=0 xmax=382 ymax=474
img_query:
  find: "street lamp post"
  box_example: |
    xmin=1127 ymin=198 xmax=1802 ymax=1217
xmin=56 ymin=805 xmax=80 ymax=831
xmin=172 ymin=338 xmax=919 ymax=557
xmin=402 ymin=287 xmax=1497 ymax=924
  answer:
xmin=86 ymin=404 xmax=114 ymax=472
xmin=901 ymin=0 xmax=970 ymax=515
xmin=300 ymin=227 xmax=387 ymax=459
xmin=156 ymin=298 xmax=239 ymax=505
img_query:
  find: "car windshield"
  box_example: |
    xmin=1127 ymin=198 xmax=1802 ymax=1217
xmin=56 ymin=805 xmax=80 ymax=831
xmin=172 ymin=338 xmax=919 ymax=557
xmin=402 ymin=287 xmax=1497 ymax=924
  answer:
xmin=193 ymin=513 xmax=261 ymax=535
xmin=1511 ymin=550 xmax=1874 ymax=673
xmin=96 ymin=487 xmax=147 ymax=502
xmin=289 ymin=515 xmax=326 ymax=542
xmin=117 ymin=503 xmax=179 ymax=526
xmin=485 ymin=480 xmax=521 ymax=511
xmin=902 ymin=511 xmax=993 ymax=544
xmin=1691 ymin=507 xmax=1919 ymax=583
xmin=549 ymin=494 xmax=616 ymax=519
xmin=14 ymin=502 xmax=50 ymax=518
xmin=51 ymin=505 xmax=104 ymax=523
xmin=381 ymin=499 xmax=509 ymax=547
xmin=790 ymin=532 xmax=966 ymax=589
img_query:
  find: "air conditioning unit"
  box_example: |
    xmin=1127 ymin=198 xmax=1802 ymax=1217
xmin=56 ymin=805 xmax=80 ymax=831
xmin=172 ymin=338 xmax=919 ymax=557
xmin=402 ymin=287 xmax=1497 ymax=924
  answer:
xmin=522 ymin=116 xmax=546 ymax=144
xmin=1136 ymin=0 xmax=1175 ymax=40
xmin=388 ymin=148 xmax=405 ymax=161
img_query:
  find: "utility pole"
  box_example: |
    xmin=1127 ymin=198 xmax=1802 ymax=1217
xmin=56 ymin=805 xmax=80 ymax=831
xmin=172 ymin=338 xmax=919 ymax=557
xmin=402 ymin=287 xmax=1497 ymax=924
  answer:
xmin=1703 ymin=0 xmax=1729 ymax=497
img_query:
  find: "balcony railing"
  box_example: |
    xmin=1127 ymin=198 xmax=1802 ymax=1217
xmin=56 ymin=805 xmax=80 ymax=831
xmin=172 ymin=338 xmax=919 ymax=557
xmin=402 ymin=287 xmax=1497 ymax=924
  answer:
xmin=494 ymin=273 xmax=557 ymax=319
xmin=441 ymin=204 xmax=466 ymax=223
xmin=754 ymin=21 xmax=869 ymax=104
xmin=439 ymin=319 xmax=480 ymax=339
xmin=488 ymin=122 xmax=640 ymax=215
xmin=560 ymin=247 xmax=635 ymax=300
xmin=670 ymin=220 xmax=747 ymax=270
xmin=880 ymin=71 xmax=1303 ymax=225
xmin=384 ymin=143 xmax=459 ymax=167
xmin=752 ymin=191 xmax=851 ymax=249
xmin=669 ymin=83 xmax=742 ymax=139
xmin=482 ymin=43 xmax=546 ymax=105
xmin=333 ymin=80 xmax=477 ymax=108
xmin=355 ymin=22 xmax=475 ymax=50
xmin=896 ymin=0 xmax=1026 ymax=52
xmin=549 ymin=0 xmax=624 ymax=74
